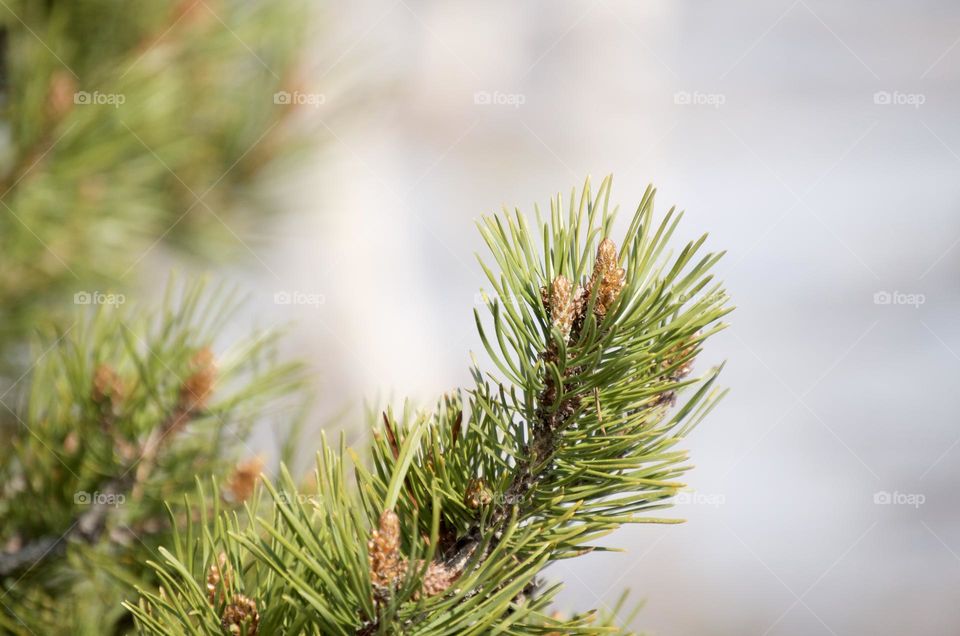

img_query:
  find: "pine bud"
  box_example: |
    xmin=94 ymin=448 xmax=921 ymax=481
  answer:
xmin=45 ymin=70 xmax=76 ymax=121
xmin=551 ymin=276 xmax=577 ymax=337
xmin=589 ymin=238 xmax=625 ymax=317
xmin=541 ymin=275 xmax=586 ymax=341
xmin=649 ymin=337 xmax=697 ymax=408
xmin=367 ymin=509 xmax=458 ymax=601
xmin=63 ymin=431 xmax=80 ymax=455
xmin=178 ymin=347 xmax=216 ymax=413
xmin=92 ymin=363 xmax=125 ymax=409
xmin=368 ymin=510 xmax=403 ymax=589
xmin=464 ymin=478 xmax=493 ymax=509
xmin=672 ymin=355 xmax=694 ymax=381
xmin=221 ymin=594 xmax=259 ymax=635
xmin=662 ymin=336 xmax=698 ymax=381
xmin=206 ymin=552 xmax=231 ymax=605
xmin=418 ymin=561 xmax=455 ymax=598
xmin=225 ymin=456 xmax=264 ymax=504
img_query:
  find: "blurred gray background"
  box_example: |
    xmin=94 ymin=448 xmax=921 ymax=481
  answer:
xmin=192 ymin=1 xmax=960 ymax=633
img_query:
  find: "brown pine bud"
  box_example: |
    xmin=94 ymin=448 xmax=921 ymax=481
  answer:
xmin=589 ymin=238 xmax=625 ymax=317
xmin=221 ymin=594 xmax=259 ymax=635
xmin=45 ymin=70 xmax=76 ymax=121
xmin=179 ymin=347 xmax=216 ymax=413
xmin=207 ymin=552 xmax=231 ymax=605
xmin=368 ymin=510 xmax=403 ymax=589
xmin=225 ymin=456 xmax=264 ymax=504
xmin=550 ymin=276 xmax=578 ymax=337
xmin=541 ymin=275 xmax=586 ymax=341
xmin=662 ymin=336 xmax=698 ymax=382
xmin=672 ymin=355 xmax=695 ymax=381
xmin=464 ymin=478 xmax=493 ymax=509
xmin=92 ymin=364 xmax=125 ymax=409
xmin=418 ymin=561 xmax=455 ymax=598
xmin=367 ymin=510 xmax=460 ymax=601
xmin=63 ymin=431 xmax=80 ymax=455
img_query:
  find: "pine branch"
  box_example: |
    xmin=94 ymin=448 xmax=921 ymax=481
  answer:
xmin=0 ymin=279 xmax=307 ymax=634
xmin=127 ymin=177 xmax=732 ymax=635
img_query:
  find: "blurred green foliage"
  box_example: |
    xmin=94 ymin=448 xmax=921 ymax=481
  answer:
xmin=0 ymin=1 xmax=316 ymax=632
xmin=0 ymin=281 xmax=308 ymax=634
xmin=0 ymin=0 xmax=311 ymax=355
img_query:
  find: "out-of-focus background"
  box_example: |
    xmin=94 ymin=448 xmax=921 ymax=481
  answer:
xmin=13 ymin=0 xmax=959 ymax=633
xmin=235 ymin=2 xmax=960 ymax=634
